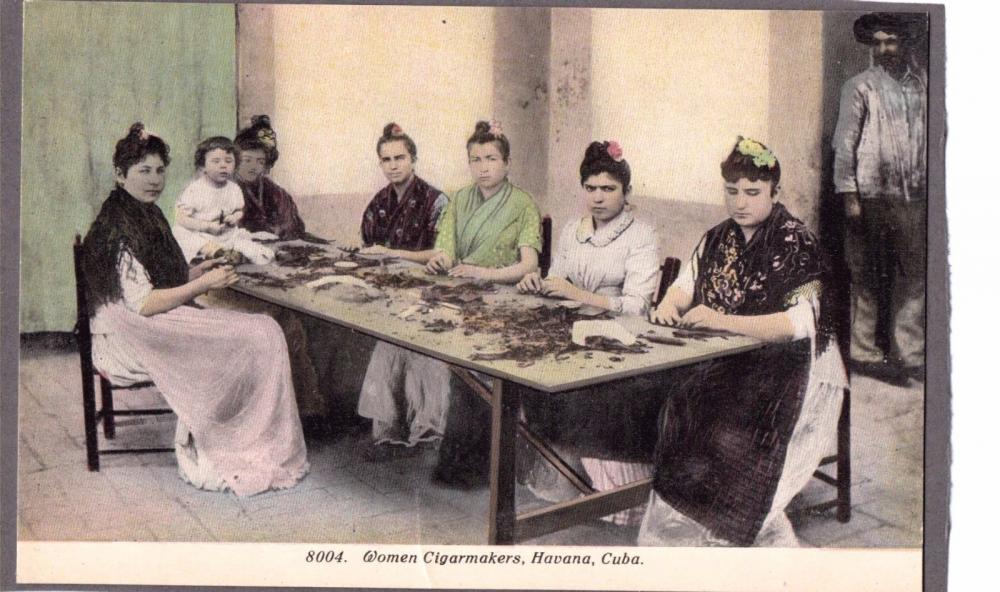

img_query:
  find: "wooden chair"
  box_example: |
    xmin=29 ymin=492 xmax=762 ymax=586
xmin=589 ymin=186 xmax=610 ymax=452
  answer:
xmin=655 ymin=253 xmax=851 ymax=522
xmin=655 ymin=256 xmax=682 ymax=305
xmin=539 ymin=215 xmax=553 ymax=276
xmin=804 ymin=389 xmax=851 ymax=522
xmin=73 ymin=235 xmax=173 ymax=471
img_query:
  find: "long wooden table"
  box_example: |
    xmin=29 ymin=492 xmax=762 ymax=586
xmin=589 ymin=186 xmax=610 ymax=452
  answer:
xmin=231 ymin=241 xmax=764 ymax=544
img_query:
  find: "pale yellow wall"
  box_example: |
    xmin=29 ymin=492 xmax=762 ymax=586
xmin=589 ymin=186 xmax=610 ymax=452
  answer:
xmin=269 ymin=5 xmax=495 ymax=197
xmin=591 ymin=9 xmax=771 ymax=204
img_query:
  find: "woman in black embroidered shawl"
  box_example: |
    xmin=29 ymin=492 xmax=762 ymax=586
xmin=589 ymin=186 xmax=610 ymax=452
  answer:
xmin=643 ymin=138 xmax=846 ymax=546
xmin=81 ymin=123 xmax=308 ymax=496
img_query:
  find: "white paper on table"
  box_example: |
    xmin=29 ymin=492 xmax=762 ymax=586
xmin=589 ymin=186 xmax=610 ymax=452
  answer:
xmin=250 ymin=231 xmax=280 ymax=241
xmin=305 ymin=275 xmax=373 ymax=290
xmin=571 ymin=320 xmax=637 ymax=347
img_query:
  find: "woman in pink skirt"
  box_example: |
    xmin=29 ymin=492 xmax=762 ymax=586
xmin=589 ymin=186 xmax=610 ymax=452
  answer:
xmin=81 ymin=123 xmax=308 ymax=496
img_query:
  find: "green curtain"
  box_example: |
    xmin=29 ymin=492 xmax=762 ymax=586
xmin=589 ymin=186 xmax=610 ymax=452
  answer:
xmin=20 ymin=1 xmax=236 ymax=332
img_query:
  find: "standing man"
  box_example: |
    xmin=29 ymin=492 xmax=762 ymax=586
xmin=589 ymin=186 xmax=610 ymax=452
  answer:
xmin=833 ymin=12 xmax=927 ymax=384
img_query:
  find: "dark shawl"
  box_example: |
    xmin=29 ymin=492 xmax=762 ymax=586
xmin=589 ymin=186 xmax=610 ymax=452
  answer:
xmin=238 ymin=175 xmax=306 ymax=240
xmin=81 ymin=187 xmax=189 ymax=316
xmin=361 ymin=175 xmax=443 ymax=250
xmin=652 ymin=203 xmax=826 ymax=545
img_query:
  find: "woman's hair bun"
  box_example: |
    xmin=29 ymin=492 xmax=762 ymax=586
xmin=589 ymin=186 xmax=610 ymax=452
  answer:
xmin=583 ymin=141 xmax=607 ymax=163
xmin=128 ymin=122 xmax=145 ymax=137
xmin=474 ymin=120 xmax=491 ymax=135
xmin=250 ymin=114 xmax=272 ymax=129
xmin=382 ymin=122 xmax=399 ymax=138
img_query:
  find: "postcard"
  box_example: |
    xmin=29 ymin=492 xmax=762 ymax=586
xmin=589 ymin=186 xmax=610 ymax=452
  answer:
xmin=5 ymin=1 xmax=946 ymax=590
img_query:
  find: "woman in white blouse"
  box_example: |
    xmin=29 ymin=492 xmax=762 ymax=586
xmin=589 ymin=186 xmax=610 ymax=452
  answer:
xmin=516 ymin=141 xmax=661 ymax=525
xmin=517 ymin=141 xmax=660 ymax=315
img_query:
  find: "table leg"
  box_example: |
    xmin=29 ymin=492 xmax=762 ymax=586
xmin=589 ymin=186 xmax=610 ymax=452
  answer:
xmin=488 ymin=378 xmax=519 ymax=545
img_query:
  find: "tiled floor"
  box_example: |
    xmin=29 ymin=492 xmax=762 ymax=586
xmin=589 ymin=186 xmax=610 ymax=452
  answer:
xmin=16 ymin=338 xmax=923 ymax=547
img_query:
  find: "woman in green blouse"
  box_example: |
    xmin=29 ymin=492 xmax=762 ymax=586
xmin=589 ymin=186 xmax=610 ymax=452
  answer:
xmin=426 ymin=120 xmax=541 ymax=281
xmin=431 ymin=120 xmax=543 ymax=487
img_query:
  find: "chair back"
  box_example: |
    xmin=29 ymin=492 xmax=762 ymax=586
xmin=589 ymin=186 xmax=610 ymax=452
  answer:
xmin=655 ymin=256 xmax=682 ymax=305
xmin=539 ymin=215 xmax=553 ymax=276
xmin=72 ymin=235 xmax=96 ymax=372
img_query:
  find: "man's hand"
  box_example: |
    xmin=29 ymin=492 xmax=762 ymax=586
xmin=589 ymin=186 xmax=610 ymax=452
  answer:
xmin=840 ymin=192 xmax=862 ymax=220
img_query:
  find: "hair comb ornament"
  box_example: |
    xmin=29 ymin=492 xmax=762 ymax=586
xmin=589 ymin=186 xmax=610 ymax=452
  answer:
xmin=488 ymin=119 xmax=504 ymax=137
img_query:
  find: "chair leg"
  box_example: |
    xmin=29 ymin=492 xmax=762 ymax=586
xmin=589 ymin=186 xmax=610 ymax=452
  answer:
xmin=836 ymin=387 xmax=852 ymax=523
xmin=100 ymin=376 xmax=116 ymax=440
xmin=82 ymin=375 xmax=100 ymax=471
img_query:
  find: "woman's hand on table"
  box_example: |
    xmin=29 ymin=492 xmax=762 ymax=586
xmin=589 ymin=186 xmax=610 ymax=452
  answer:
xmin=677 ymin=305 xmax=729 ymax=331
xmin=540 ymin=277 xmax=580 ymax=300
xmin=649 ymin=302 xmax=682 ymax=326
xmin=189 ymin=256 xmax=227 ymax=280
xmin=196 ymin=265 xmax=239 ymax=292
xmin=517 ymin=272 xmax=544 ymax=293
xmin=448 ymin=264 xmax=490 ymax=279
xmin=425 ymin=252 xmax=454 ymax=274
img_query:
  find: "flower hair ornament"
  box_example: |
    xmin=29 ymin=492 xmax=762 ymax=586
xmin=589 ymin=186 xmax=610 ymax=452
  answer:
xmin=256 ymin=128 xmax=277 ymax=149
xmin=606 ymin=141 xmax=624 ymax=162
xmin=390 ymin=124 xmax=404 ymax=137
xmin=736 ymin=137 xmax=777 ymax=169
xmin=488 ymin=119 xmax=504 ymax=138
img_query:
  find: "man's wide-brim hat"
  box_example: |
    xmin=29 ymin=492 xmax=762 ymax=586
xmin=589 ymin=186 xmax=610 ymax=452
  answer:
xmin=853 ymin=12 xmax=927 ymax=45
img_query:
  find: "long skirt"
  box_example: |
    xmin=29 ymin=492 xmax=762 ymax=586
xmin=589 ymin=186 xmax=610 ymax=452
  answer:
xmin=196 ymin=289 xmax=327 ymax=420
xmin=92 ymin=303 xmax=308 ymax=496
xmin=639 ymin=344 xmax=844 ymax=546
xmin=648 ymin=340 xmax=814 ymax=545
xmin=357 ymin=342 xmax=451 ymax=445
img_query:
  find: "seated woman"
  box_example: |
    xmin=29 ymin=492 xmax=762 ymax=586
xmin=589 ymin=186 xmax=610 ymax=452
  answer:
xmin=515 ymin=140 xmax=660 ymax=524
xmin=358 ymin=123 xmax=447 ymax=261
xmin=82 ymin=123 xmax=308 ymax=496
xmin=642 ymin=138 xmax=846 ymax=546
xmin=517 ymin=140 xmax=659 ymax=315
xmin=233 ymin=115 xmax=309 ymax=241
xmin=190 ymin=116 xmax=327 ymax=435
xmin=356 ymin=123 xmax=450 ymax=453
xmin=425 ymin=120 xmax=540 ymax=282
xmin=430 ymin=120 xmax=542 ymax=487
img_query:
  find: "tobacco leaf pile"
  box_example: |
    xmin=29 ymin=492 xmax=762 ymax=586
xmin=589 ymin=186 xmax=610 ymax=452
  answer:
xmin=239 ymin=270 xmax=290 ymax=289
xmin=243 ymin=245 xmax=398 ymax=289
xmin=365 ymin=272 xmax=435 ymax=291
xmin=420 ymin=282 xmax=495 ymax=306
xmin=462 ymin=304 xmax=649 ymax=366
xmin=274 ymin=244 xmax=329 ymax=267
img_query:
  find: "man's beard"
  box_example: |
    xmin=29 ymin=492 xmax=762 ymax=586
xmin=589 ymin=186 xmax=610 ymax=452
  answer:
xmin=875 ymin=52 xmax=905 ymax=73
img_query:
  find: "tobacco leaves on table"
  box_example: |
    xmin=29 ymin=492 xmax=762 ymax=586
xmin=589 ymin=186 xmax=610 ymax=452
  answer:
xmin=242 ymin=245 xmax=399 ymax=289
xmin=365 ymin=272 xmax=435 ymax=291
xmin=419 ymin=282 xmax=494 ymax=305
xmin=462 ymin=304 xmax=649 ymax=366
